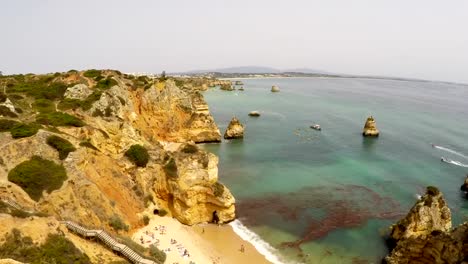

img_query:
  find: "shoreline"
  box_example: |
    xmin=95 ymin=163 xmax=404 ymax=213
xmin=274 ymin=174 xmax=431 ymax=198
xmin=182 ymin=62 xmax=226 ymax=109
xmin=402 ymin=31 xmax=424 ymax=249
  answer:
xmin=132 ymin=216 xmax=272 ymax=264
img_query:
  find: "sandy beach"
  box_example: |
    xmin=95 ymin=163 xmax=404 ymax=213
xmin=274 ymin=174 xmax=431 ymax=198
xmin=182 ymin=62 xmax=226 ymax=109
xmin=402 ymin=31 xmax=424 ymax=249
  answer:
xmin=132 ymin=216 xmax=271 ymax=264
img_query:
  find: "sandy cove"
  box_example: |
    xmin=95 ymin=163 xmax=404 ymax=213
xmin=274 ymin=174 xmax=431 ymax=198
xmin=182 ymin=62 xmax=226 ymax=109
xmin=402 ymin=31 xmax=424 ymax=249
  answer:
xmin=132 ymin=215 xmax=271 ymax=264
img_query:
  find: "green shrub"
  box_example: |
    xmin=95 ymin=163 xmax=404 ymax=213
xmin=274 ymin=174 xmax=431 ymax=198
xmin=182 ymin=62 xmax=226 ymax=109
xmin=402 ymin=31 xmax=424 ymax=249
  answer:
xmin=46 ymin=135 xmax=76 ymax=160
xmin=33 ymin=98 xmax=55 ymax=113
xmin=10 ymin=209 xmax=32 ymax=218
xmin=213 ymin=182 xmax=225 ymax=197
xmin=0 ymin=105 xmax=18 ymax=118
xmin=95 ymin=77 xmax=117 ymax=89
xmin=143 ymin=215 xmax=150 ymax=225
xmin=0 ymin=92 xmax=6 ymax=102
xmin=0 ymin=229 xmax=91 ymax=263
xmin=79 ymin=141 xmax=98 ymax=151
xmin=149 ymin=245 xmax=167 ymax=263
xmin=10 ymin=123 xmax=41 ymax=138
xmin=67 ymin=69 xmax=78 ymax=73
xmin=125 ymin=145 xmax=149 ymax=167
xmin=109 ymin=215 xmax=129 ymax=232
xmin=8 ymin=156 xmax=67 ymax=201
xmin=6 ymin=75 xmax=68 ymax=100
xmin=36 ymin=112 xmax=85 ymax=127
xmin=83 ymin=69 xmax=102 ymax=78
xmin=158 ymin=209 xmax=168 ymax=217
xmin=163 ymin=157 xmax=178 ymax=178
xmin=0 ymin=119 xmax=19 ymax=132
xmin=180 ymin=143 xmax=198 ymax=154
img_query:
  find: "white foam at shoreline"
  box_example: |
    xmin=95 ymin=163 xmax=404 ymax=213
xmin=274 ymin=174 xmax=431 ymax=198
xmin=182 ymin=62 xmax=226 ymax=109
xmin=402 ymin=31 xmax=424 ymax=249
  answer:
xmin=230 ymin=219 xmax=296 ymax=264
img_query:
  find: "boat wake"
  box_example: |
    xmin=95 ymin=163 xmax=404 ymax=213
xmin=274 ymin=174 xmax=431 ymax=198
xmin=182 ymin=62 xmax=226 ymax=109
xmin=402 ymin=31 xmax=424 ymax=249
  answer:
xmin=441 ymin=157 xmax=468 ymax=168
xmin=433 ymin=145 xmax=468 ymax=160
xmin=229 ymin=219 xmax=293 ymax=264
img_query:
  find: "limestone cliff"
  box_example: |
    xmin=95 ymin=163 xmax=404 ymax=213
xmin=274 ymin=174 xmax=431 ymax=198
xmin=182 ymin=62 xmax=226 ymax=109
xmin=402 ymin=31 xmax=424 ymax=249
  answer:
xmin=0 ymin=70 xmax=234 ymax=234
xmin=384 ymin=186 xmax=468 ymax=264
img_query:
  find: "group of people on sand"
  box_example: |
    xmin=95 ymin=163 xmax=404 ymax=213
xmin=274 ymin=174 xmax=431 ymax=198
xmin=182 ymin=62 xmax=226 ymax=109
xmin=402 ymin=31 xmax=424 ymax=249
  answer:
xmin=139 ymin=225 xmax=194 ymax=263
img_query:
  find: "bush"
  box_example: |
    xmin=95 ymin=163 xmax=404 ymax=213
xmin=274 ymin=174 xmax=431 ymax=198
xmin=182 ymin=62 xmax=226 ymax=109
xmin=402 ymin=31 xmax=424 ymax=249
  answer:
xmin=58 ymin=91 xmax=102 ymax=111
xmin=213 ymin=182 xmax=225 ymax=197
xmin=6 ymin=75 xmax=68 ymax=100
xmin=0 ymin=229 xmax=91 ymax=263
xmin=36 ymin=112 xmax=85 ymax=127
xmin=149 ymin=245 xmax=167 ymax=263
xmin=33 ymin=98 xmax=55 ymax=113
xmin=125 ymin=145 xmax=149 ymax=167
xmin=8 ymin=156 xmax=67 ymax=201
xmin=46 ymin=135 xmax=76 ymax=160
xmin=79 ymin=141 xmax=98 ymax=151
xmin=0 ymin=119 xmax=19 ymax=132
xmin=180 ymin=143 xmax=198 ymax=154
xmin=83 ymin=69 xmax=102 ymax=78
xmin=0 ymin=105 xmax=18 ymax=118
xmin=109 ymin=215 xmax=129 ymax=232
xmin=0 ymin=92 xmax=6 ymax=103
xmin=10 ymin=123 xmax=41 ymax=138
xmin=158 ymin=209 xmax=168 ymax=217
xmin=163 ymin=157 xmax=178 ymax=178
xmin=95 ymin=77 xmax=117 ymax=89
xmin=143 ymin=215 xmax=150 ymax=225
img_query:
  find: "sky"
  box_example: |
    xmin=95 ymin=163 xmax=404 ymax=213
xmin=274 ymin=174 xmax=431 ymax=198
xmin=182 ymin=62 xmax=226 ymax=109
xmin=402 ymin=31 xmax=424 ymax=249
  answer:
xmin=1 ymin=0 xmax=468 ymax=83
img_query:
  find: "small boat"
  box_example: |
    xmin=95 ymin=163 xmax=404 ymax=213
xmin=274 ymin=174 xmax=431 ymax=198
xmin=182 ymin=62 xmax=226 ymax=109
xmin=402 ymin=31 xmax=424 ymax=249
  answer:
xmin=441 ymin=157 xmax=449 ymax=163
xmin=310 ymin=124 xmax=321 ymax=131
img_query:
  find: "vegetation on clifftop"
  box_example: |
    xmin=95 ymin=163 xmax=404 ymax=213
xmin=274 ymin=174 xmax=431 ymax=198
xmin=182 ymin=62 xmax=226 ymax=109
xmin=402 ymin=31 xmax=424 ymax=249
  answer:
xmin=8 ymin=156 xmax=67 ymax=201
xmin=10 ymin=122 xmax=42 ymax=138
xmin=0 ymin=228 xmax=91 ymax=263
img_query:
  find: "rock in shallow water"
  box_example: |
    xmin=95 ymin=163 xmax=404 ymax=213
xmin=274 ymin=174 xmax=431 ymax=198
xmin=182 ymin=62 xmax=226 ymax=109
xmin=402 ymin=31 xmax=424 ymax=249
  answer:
xmin=362 ymin=116 xmax=379 ymax=137
xmin=271 ymin=85 xmax=280 ymax=92
xmin=224 ymin=117 xmax=244 ymax=139
xmin=248 ymin=111 xmax=260 ymax=117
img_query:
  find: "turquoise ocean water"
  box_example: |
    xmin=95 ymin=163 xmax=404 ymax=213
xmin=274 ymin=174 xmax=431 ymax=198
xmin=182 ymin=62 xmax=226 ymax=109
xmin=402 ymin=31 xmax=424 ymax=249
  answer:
xmin=201 ymin=77 xmax=468 ymax=264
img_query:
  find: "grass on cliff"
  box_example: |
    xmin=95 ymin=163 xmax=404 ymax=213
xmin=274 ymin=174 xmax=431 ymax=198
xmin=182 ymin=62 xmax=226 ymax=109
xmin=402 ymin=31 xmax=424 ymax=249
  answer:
xmin=0 ymin=228 xmax=91 ymax=264
xmin=36 ymin=112 xmax=85 ymax=127
xmin=125 ymin=145 xmax=149 ymax=167
xmin=0 ymin=119 xmax=19 ymax=132
xmin=46 ymin=135 xmax=76 ymax=160
xmin=95 ymin=77 xmax=118 ymax=89
xmin=0 ymin=105 xmax=18 ymax=118
xmin=10 ymin=122 xmax=42 ymax=138
xmin=109 ymin=215 xmax=129 ymax=232
xmin=5 ymin=74 xmax=68 ymax=100
xmin=58 ymin=90 xmax=103 ymax=111
xmin=8 ymin=156 xmax=67 ymax=201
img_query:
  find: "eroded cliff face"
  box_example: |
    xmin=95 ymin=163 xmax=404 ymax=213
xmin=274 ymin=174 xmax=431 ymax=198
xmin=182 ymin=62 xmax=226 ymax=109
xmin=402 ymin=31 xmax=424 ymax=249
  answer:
xmin=384 ymin=187 xmax=467 ymax=264
xmin=0 ymin=71 xmax=234 ymax=234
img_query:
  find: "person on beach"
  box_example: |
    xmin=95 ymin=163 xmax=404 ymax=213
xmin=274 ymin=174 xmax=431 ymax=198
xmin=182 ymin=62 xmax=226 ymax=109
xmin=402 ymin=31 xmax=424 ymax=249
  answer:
xmin=240 ymin=244 xmax=245 ymax=253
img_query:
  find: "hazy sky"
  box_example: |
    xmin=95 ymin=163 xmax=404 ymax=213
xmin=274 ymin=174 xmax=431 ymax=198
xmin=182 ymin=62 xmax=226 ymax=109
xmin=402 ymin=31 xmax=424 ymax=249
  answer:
xmin=1 ymin=0 xmax=467 ymax=83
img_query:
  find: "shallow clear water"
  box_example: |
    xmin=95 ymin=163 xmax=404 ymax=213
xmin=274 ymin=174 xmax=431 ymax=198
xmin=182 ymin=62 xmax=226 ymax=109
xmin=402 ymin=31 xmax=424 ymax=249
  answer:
xmin=202 ymin=77 xmax=468 ymax=263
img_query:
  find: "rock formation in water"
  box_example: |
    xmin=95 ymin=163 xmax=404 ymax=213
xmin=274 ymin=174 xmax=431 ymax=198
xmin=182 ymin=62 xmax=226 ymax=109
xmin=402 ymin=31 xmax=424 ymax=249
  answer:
xmin=271 ymin=85 xmax=280 ymax=92
xmin=362 ymin=116 xmax=379 ymax=137
xmin=460 ymin=174 xmax=468 ymax=195
xmin=220 ymin=83 xmax=234 ymax=91
xmin=0 ymin=70 xmax=234 ymax=238
xmin=223 ymin=117 xmax=244 ymax=139
xmin=383 ymin=186 xmax=468 ymax=264
xmin=248 ymin=111 xmax=260 ymax=117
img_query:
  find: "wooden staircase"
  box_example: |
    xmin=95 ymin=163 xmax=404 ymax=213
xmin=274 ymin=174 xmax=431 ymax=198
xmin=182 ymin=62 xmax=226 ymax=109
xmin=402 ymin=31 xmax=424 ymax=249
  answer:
xmin=62 ymin=221 xmax=158 ymax=264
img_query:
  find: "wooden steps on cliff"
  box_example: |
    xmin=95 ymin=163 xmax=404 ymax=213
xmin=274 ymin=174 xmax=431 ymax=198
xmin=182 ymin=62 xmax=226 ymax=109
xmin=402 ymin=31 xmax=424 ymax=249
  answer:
xmin=61 ymin=221 xmax=158 ymax=264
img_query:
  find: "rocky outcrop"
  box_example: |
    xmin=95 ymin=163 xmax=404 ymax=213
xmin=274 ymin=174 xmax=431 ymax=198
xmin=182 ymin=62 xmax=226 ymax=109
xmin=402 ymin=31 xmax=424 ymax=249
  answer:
xmin=224 ymin=117 xmax=244 ymax=139
xmin=64 ymin=84 xmax=92 ymax=100
xmin=460 ymin=174 xmax=468 ymax=194
xmin=383 ymin=186 xmax=467 ymax=264
xmin=362 ymin=116 xmax=379 ymax=137
xmin=271 ymin=85 xmax=280 ymax=92
xmin=248 ymin=111 xmax=260 ymax=117
xmin=220 ymin=83 xmax=234 ymax=91
xmin=152 ymin=143 xmax=235 ymax=225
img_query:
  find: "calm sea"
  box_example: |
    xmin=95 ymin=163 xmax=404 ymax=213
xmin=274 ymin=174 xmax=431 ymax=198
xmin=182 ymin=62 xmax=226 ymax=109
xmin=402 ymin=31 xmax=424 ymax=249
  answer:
xmin=202 ymin=77 xmax=468 ymax=264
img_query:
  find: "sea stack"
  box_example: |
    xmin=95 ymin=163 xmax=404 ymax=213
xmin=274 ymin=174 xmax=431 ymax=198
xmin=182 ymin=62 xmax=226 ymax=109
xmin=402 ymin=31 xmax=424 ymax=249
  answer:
xmin=362 ymin=116 xmax=379 ymax=137
xmin=271 ymin=85 xmax=280 ymax=92
xmin=224 ymin=117 xmax=244 ymax=139
xmin=383 ymin=186 xmax=464 ymax=264
xmin=248 ymin=111 xmax=260 ymax=117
